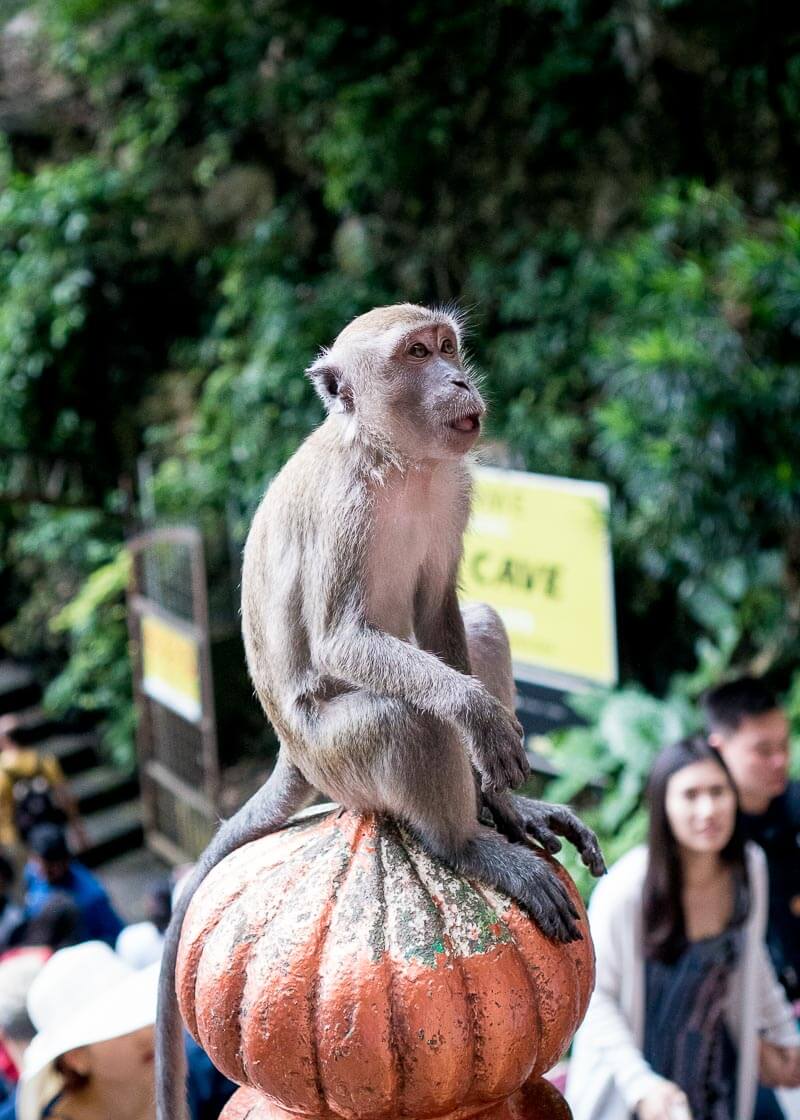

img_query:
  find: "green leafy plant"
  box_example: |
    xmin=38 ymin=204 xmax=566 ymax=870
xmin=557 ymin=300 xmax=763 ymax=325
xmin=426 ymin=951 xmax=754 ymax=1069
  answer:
xmin=44 ymin=547 xmax=135 ymax=768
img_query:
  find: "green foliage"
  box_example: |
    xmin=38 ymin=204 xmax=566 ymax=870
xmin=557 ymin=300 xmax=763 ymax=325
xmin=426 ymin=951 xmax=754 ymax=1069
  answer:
xmin=3 ymin=0 xmax=800 ymax=778
xmin=45 ymin=547 xmax=134 ymax=768
xmin=0 ymin=158 xmax=196 ymax=481
xmin=0 ymin=506 xmax=118 ymax=659
xmin=544 ymin=686 xmax=699 ymax=897
xmin=589 ymin=185 xmax=800 ymax=606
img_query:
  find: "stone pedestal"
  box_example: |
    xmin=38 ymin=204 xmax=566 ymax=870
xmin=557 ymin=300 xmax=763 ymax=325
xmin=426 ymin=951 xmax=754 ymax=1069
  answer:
xmin=176 ymin=807 xmax=593 ymax=1120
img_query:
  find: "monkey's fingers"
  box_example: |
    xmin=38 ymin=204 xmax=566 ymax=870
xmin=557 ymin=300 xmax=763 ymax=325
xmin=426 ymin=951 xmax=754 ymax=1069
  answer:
xmin=524 ymin=865 xmax=582 ymax=942
xmin=544 ymin=806 xmax=607 ymax=878
xmin=524 ymin=818 xmax=563 ymax=856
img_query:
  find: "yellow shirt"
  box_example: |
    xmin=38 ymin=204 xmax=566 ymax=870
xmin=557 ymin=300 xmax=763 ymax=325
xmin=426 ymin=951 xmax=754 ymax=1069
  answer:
xmin=0 ymin=747 xmax=66 ymax=845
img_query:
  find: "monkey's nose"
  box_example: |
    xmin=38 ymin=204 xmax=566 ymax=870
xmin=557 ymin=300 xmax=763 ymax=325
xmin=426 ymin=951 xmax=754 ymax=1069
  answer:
xmin=451 ymin=379 xmax=470 ymax=391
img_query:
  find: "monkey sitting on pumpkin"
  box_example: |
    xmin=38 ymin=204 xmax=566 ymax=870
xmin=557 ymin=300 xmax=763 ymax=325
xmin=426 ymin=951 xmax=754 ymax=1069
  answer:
xmin=156 ymin=303 xmax=605 ymax=1120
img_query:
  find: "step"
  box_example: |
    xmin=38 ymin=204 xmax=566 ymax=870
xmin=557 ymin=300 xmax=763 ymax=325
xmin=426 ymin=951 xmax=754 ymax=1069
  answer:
xmin=0 ymin=705 xmax=59 ymax=744
xmin=41 ymin=732 xmax=100 ymax=776
xmin=81 ymin=799 xmax=143 ymax=868
xmin=70 ymin=765 xmax=140 ymax=816
xmin=0 ymin=662 xmax=39 ymax=715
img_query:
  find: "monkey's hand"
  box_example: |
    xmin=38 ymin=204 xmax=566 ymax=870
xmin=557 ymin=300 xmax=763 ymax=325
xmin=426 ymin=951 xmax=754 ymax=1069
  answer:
xmin=514 ymin=796 xmax=606 ymax=878
xmin=514 ymin=855 xmax=583 ymax=942
xmin=464 ymin=693 xmax=530 ymax=793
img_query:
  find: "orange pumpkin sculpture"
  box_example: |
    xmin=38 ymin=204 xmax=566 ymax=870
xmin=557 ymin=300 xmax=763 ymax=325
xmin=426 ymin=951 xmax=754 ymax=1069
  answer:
xmin=176 ymin=807 xmax=594 ymax=1120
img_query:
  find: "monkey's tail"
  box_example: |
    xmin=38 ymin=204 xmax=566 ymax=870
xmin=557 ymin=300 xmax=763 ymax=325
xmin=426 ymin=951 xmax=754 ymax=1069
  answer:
xmin=155 ymin=753 xmax=313 ymax=1120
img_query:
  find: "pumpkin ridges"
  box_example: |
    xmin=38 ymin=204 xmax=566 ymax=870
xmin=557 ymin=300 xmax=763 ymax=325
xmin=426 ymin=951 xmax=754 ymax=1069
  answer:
xmin=461 ymin=878 xmax=542 ymax=1101
xmin=503 ymin=904 xmax=579 ymax=1078
xmin=500 ymin=858 xmax=594 ymax=1077
xmin=238 ymin=818 xmax=355 ymax=1107
xmin=178 ymin=828 xmax=323 ymax=1041
xmin=375 ymin=821 xmax=408 ymax=1115
xmin=192 ymin=830 xmax=339 ymax=1081
xmin=392 ymin=823 xmax=478 ymax=1116
xmin=402 ymin=836 xmax=478 ymax=1104
xmin=178 ymin=820 xmax=327 ymax=1030
xmin=551 ymin=862 xmax=594 ymax=1024
xmin=181 ymin=809 xmax=592 ymax=1120
xmin=377 ymin=817 xmax=475 ymax=1115
xmin=315 ymin=815 xmax=399 ymax=1120
xmin=308 ymin=812 xmax=374 ymax=1117
xmin=402 ymin=834 xmax=542 ymax=1104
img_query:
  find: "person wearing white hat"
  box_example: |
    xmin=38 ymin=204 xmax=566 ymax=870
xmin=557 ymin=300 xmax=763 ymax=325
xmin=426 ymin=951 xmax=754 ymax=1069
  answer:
xmin=15 ymin=941 xmax=236 ymax=1120
xmin=17 ymin=941 xmax=158 ymax=1120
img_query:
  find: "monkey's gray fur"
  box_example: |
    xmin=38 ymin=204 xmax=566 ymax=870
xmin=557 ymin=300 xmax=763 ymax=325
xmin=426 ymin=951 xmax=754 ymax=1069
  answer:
xmin=156 ymin=303 xmax=605 ymax=1120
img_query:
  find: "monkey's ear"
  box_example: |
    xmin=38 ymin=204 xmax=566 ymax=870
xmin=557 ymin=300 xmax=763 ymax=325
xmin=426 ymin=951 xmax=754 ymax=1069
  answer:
xmin=306 ymin=356 xmax=354 ymax=414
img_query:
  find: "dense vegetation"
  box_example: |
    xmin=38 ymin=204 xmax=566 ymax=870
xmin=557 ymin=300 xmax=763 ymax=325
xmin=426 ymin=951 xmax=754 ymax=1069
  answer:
xmin=1 ymin=0 xmax=799 ymax=852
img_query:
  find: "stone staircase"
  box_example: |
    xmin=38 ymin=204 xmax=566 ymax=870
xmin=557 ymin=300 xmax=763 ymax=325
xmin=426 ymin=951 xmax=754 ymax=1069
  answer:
xmin=0 ymin=660 xmax=143 ymax=868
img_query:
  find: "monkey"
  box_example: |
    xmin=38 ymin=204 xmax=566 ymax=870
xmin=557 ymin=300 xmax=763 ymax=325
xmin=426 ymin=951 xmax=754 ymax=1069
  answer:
xmin=156 ymin=303 xmax=605 ymax=1120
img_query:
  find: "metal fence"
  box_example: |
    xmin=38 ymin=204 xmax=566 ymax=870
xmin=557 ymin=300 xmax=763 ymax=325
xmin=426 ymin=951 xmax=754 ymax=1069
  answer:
xmin=127 ymin=526 xmax=220 ymax=863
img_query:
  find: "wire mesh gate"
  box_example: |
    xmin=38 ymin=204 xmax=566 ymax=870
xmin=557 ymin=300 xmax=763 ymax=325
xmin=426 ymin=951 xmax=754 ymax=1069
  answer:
xmin=127 ymin=526 xmax=220 ymax=863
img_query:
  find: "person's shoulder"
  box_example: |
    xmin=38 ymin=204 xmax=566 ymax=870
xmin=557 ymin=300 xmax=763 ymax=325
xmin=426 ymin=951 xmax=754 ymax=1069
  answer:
xmin=22 ymin=861 xmax=42 ymax=886
xmin=588 ymin=844 xmax=648 ymax=909
xmin=606 ymin=843 xmax=648 ymax=877
xmin=783 ymin=779 xmax=800 ymax=822
xmin=744 ymin=839 xmax=768 ymax=873
xmin=68 ymin=860 xmax=105 ymax=897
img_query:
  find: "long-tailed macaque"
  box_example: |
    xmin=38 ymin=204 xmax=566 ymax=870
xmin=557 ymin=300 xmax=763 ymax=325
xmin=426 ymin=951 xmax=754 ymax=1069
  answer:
xmin=156 ymin=303 xmax=605 ymax=1120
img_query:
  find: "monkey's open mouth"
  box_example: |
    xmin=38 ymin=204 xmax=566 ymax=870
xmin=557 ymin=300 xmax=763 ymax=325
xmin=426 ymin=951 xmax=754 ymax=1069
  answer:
xmin=450 ymin=414 xmax=481 ymax=433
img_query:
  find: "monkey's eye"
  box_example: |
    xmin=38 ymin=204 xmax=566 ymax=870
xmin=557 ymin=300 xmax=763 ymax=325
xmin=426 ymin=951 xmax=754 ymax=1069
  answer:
xmin=441 ymin=338 xmax=455 ymax=355
xmin=408 ymin=342 xmax=430 ymax=358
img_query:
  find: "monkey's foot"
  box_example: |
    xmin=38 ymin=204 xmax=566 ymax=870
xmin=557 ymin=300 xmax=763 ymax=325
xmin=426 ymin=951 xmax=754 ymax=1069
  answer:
xmin=220 ymin=1076 xmax=573 ymax=1120
xmin=487 ymin=794 xmax=606 ymax=879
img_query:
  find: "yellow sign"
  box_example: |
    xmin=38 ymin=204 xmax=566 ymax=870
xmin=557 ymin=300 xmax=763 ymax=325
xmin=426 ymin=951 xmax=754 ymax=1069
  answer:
xmin=460 ymin=467 xmax=617 ymax=686
xmin=141 ymin=614 xmax=202 ymax=723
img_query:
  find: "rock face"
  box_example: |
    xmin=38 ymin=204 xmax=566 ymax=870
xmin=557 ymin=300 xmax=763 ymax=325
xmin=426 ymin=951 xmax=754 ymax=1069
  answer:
xmin=0 ymin=11 xmax=87 ymax=139
xmin=176 ymin=807 xmax=594 ymax=1120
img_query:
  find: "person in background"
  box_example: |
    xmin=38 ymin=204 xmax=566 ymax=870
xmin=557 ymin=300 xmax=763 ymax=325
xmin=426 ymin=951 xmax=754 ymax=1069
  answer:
xmin=0 ymin=851 xmax=80 ymax=956
xmin=0 ymin=858 xmax=25 ymax=954
xmin=22 ymin=826 xmax=123 ymax=948
xmin=0 ymin=952 xmax=49 ymax=1118
xmin=0 ymin=719 xmax=88 ymax=856
xmin=566 ymin=735 xmax=800 ymax=1120
xmin=115 ymin=881 xmax=171 ymax=970
xmin=15 ymin=941 xmax=235 ymax=1120
xmin=703 ymin=677 xmax=800 ymax=1007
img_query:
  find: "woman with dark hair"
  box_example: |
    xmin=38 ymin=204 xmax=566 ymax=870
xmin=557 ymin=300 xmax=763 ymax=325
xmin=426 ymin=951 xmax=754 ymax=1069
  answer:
xmin=566 ymin=735 xmax=800 ymax=1120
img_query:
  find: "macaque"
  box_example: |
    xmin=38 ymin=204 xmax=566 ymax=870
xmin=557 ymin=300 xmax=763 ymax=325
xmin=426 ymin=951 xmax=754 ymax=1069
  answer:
xmin=156 ymin=303 xmax=604 ymax=1120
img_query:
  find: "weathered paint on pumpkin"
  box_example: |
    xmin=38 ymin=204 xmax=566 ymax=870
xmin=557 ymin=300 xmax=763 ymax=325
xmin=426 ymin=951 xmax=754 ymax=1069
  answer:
xmin=177 ymin=809 xmax=593 ymax=1120
xmin=219 ymin=1075 xmax=574 ymax=1120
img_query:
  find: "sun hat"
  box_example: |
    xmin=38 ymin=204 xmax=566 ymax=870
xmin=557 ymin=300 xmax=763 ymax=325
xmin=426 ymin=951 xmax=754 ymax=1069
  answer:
xmin=115 ymin=919 xmax=165 ymax=969
xmin=17 ymin=941 xmax=159 ymax=1120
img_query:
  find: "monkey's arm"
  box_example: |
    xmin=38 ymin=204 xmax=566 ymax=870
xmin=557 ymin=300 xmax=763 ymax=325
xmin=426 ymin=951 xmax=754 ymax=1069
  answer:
xmin=413 ymin=583 xmax=472 ymax=674
xmin=320 ymin=610 xmax=528 ymax=793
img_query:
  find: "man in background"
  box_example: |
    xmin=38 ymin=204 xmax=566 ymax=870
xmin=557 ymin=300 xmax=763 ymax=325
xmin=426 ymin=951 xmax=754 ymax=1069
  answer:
xmin=704 ymin=676 xmax=800 ymax=1120
xmin=703 ymin=676 xmax=799 ymax=1007
xmin=22 ymin=824 xmax=123 ymax=948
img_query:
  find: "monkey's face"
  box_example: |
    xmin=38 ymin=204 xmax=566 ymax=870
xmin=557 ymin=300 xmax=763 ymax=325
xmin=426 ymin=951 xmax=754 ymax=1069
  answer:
xmin=373 ymin=321 xmax=486 ymax=461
